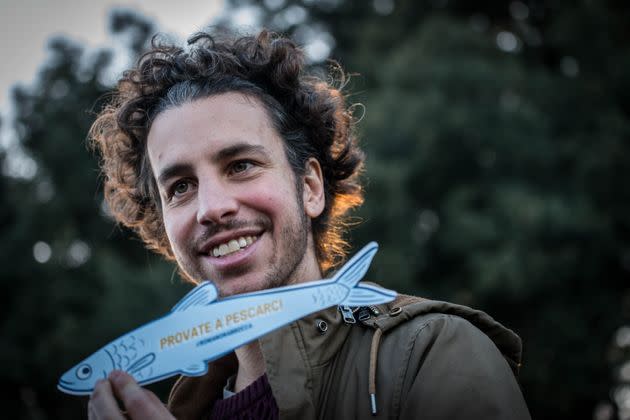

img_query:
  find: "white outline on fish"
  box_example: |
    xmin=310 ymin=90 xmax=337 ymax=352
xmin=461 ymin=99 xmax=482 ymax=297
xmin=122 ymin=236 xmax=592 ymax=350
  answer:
xmin=58 ymin=242 xmax=395 ymax=395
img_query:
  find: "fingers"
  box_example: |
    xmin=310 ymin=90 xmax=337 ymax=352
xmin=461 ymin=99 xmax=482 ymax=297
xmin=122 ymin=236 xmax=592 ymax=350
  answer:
xmin=88 ymin=371 xmax=174 ymax=420
xmin=89 ymin=378 xmax=126 ymax=420
xmin=109 ymin=371 xmax=175 ymax=420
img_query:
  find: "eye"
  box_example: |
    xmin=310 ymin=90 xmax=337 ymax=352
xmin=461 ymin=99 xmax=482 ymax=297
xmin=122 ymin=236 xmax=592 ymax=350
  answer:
xmin=173 ymin=181 xmax=190 ymax=196
xmin=76 ymin=364 xmax=92 ymax=380
xmin=230 ymin=161 xmax=253 ymax=174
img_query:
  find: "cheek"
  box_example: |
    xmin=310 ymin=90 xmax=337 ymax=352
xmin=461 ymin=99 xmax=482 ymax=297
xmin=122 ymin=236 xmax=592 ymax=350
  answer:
xmin=245 ymin=184 xmax=298 ymax=215
xmin=162 ymin=209 xmax=192 ymax=251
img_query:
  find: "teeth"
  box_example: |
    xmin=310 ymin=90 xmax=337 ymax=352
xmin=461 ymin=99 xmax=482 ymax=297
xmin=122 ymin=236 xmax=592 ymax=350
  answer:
xmin=228 ymin=240 xmax=240 ymax=252
xmin=211 ymin=236 xmax=258 ymax=257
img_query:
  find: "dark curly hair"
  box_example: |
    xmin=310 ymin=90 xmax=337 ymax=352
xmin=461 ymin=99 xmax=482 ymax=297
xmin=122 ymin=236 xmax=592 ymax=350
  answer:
xmin=90 ymin=29 xmax=365 ymax=277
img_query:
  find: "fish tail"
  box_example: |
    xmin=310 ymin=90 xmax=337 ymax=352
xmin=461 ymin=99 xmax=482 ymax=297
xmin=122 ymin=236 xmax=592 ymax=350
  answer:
xmin=339 ymin=283 xmax=397 ymax=306
xmin=333 ymin=242 xmax=379 ymax=288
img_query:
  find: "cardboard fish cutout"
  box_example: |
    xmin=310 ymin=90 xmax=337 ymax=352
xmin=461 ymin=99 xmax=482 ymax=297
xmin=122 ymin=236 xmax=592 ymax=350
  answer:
xmin=58 ymin=242 xmax=395 ymax=395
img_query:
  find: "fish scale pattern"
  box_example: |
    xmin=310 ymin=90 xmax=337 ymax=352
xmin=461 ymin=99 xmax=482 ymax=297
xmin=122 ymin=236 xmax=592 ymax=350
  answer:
xmin=106 ymin=334 xmax=145 ymax=370
xmin=311 ymin=285 xmax=347 ymax=307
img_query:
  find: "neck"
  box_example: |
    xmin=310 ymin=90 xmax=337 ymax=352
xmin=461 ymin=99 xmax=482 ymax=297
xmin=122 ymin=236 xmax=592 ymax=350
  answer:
xmin=232 ymin=237 xmax=322 ymax=391
xmin=289 ymin=236 xmax=323 ymax=285
xmin=233 ymin=341 xmax=265 ymax=392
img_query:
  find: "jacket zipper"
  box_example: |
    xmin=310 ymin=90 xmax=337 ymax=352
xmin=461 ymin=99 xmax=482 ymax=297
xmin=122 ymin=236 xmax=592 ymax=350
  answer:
xmin=339 ymin=305 xmax=356 ymax=324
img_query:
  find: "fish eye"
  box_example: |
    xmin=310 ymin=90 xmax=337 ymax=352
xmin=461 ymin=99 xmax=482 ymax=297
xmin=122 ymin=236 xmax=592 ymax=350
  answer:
xmin=76 ymin=364 xmax=92 ymax=380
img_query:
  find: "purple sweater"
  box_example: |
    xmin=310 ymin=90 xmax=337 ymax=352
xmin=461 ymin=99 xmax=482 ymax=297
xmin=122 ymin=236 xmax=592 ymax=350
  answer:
xmin=209 ymin=374 xmax=279 ymax=419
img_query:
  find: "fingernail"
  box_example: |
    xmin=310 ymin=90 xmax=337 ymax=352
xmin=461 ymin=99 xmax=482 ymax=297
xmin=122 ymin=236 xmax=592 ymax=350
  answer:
xmin=109 ymin=370 xmax=123 ymax=381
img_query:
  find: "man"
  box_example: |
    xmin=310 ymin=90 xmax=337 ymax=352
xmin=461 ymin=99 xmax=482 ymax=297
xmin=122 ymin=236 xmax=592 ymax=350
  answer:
xmin=87 ymin=30 xmax=531 ymax=419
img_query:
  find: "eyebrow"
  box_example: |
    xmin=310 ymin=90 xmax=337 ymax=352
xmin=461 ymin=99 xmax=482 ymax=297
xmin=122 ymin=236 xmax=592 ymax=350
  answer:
xmin=156 ymin=143 xmax=269 ymax=186
xmin=214 ymin=143 xmax=268 ymax=163
xmin=157 ymin=162 xmax=192 ymax=187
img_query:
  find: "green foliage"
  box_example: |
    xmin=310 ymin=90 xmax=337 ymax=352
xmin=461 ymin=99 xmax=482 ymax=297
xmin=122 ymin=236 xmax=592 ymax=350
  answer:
xmin=0 ymin=11 xmax=189 ymax=418
xmin=333 ymin=6 xmax=630 ymax=420
xmin=3 ymin=1 xmax=630 ymax=418
xmin=264 ymin=1 xmax=630 ymax=417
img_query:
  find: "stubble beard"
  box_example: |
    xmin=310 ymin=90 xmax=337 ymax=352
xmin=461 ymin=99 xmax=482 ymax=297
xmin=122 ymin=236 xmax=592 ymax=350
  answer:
xmin=177 ymin=193 xmax=311 ymax=297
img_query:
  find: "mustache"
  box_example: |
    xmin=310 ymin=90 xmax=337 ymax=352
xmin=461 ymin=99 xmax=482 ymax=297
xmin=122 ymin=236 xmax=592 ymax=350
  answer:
xmin=192 ymin=218 xmax=270 ymax=250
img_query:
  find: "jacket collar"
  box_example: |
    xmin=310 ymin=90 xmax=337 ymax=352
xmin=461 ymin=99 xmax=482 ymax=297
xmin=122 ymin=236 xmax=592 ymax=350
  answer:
xmin=167 ymin=352 xmax=238 ymax=419
xmin=167 ymin=305 xmax=350 ymax=420
xmin=364 ymin=294 xmax=523 ymax=374
xmin=167 ymin=296 xmax=524 ymax=417
xmin=259 ymin=305 xmax=351 ymax=419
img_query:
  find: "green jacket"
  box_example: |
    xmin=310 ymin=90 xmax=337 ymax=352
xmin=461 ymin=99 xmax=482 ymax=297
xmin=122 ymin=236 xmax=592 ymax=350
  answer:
xmin=168 ymin=294 xmax=531 ymax=419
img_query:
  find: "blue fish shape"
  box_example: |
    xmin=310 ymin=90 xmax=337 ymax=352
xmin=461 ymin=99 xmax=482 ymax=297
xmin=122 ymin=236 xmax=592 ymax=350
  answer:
xmin=58 ymin=242 xmax=395 ymax=395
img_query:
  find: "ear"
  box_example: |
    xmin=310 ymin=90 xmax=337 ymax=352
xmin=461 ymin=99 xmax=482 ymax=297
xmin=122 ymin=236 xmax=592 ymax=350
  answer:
xmin=302 ymin=158 xmax=325 ymax=219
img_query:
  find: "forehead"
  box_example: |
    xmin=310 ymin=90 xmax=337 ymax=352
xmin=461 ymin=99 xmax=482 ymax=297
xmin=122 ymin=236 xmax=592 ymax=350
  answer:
xmin=147 ymin=92 xmax=284 ymax=168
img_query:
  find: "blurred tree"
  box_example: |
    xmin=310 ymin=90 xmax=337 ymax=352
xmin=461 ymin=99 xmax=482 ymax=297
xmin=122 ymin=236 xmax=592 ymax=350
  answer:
xmin=356 ymin=16 xmax=630 ymax=419
xmin=3 ymin=1 xmax=630 ymax=418
xmin=223 ymin=0 xmax=630 ymax=418
xmin=0 ymin=10 xmax=189 ymax=419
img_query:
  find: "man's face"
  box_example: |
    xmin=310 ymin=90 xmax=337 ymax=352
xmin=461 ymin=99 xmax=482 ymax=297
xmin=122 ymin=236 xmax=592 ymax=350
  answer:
xmin=147 ymin=93 xmax=324 ymax=297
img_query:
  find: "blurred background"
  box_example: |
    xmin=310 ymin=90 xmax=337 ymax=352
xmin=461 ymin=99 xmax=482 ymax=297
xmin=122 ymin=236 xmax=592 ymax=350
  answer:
xmin=1 ymin=0 xmax=629 ymax=418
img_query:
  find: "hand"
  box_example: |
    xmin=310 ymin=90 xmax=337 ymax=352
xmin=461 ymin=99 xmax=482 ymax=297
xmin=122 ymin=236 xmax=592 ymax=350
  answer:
xmin=88 ymin=370 xmax=175 ymax=420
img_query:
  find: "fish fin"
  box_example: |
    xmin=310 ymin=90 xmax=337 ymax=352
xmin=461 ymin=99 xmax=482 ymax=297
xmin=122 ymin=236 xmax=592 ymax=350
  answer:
xmin=181 ymin=363 xmax=208 ymax=377
xmin=171 ymin=281 xmax=218 ymax=313
xmin=339 ymin=283 xmax=397 ymax=306
xmin=332 ymin=242 xmax=379 ymax=288
xmin=127 ymin=353 xmax=156 ymax=376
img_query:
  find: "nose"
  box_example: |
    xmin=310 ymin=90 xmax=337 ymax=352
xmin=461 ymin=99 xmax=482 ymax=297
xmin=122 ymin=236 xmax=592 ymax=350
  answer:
xmin=196 ymin=180 xmax=239 ymax=225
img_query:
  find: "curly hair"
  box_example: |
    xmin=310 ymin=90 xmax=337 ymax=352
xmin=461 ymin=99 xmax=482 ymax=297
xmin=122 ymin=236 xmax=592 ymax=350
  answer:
xmin=90 ymin=29 xmax=365 ymax=276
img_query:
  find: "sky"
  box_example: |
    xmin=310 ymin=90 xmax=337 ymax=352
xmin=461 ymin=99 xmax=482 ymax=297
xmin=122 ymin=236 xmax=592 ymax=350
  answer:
xmin=0 ymin=0 xmax=334 ymax=178
xmin=0 ymin=0 xmax=225 ymax=144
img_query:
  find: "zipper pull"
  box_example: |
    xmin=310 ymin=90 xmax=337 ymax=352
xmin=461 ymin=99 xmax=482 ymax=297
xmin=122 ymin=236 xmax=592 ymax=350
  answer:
xmin=339 ymin=305 xmax=356 ymax=324
xmin=357 ymin=307 xmax=372 ymax=322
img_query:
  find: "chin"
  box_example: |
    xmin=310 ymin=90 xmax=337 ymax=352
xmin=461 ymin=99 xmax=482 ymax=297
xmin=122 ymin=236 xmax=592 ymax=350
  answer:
xmin=216 ymin=281 xmax=262 ymax=298
xmin=210 ymin=273 xmax=269 ymax=298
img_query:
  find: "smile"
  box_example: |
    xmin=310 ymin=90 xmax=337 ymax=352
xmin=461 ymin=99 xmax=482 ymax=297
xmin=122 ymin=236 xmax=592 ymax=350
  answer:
xmin=211 ymin=236 xmax=258 ymax=257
